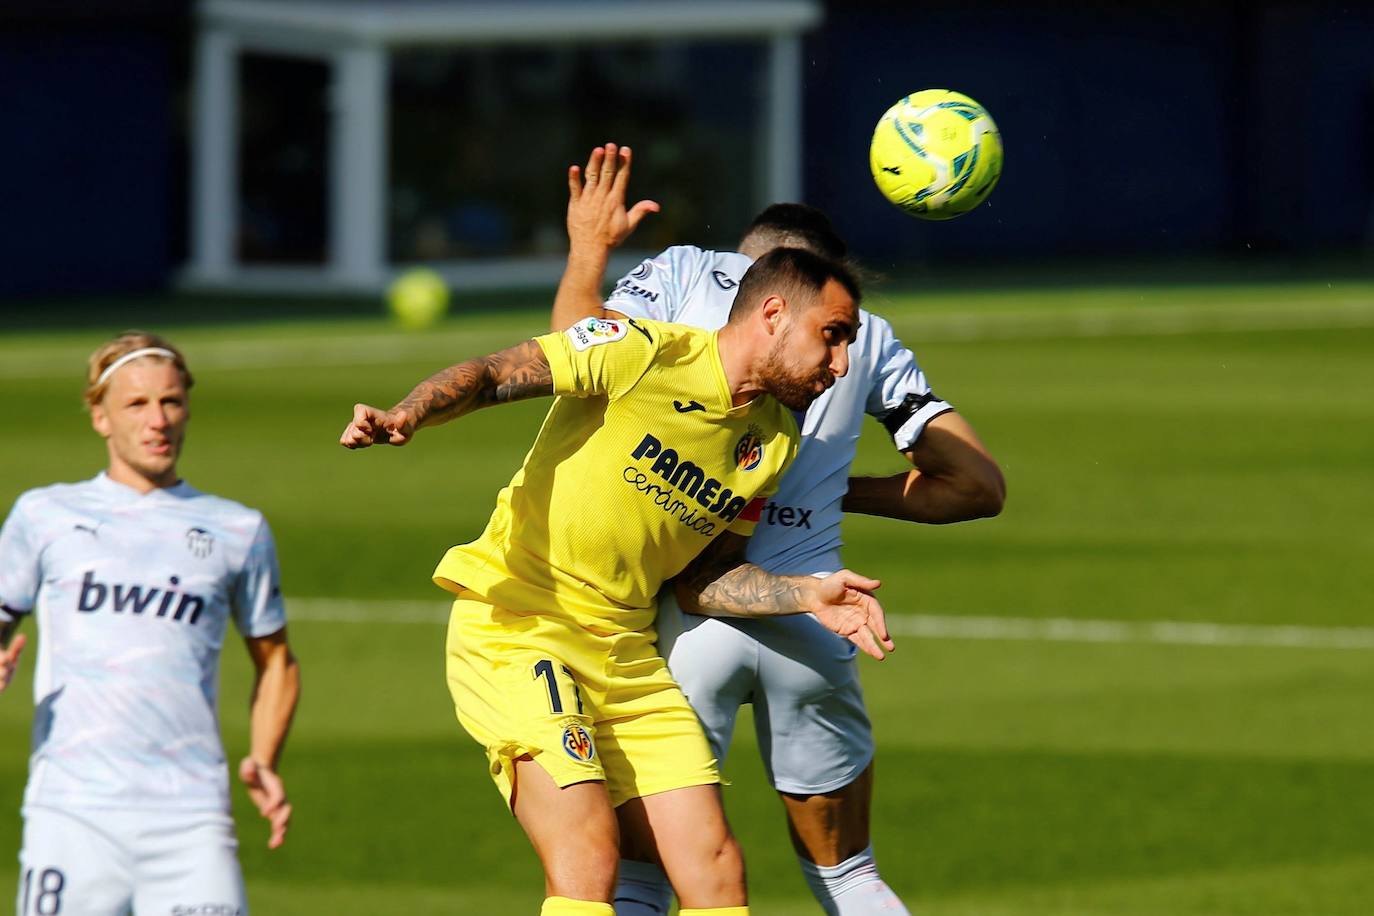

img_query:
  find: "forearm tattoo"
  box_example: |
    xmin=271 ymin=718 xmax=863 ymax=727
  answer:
xmin=678 ymin=535 xmax=810 ymax=618
xmin=691 ymin=564 xmax=810 ymax=617
xmin=395 ymin=340 xmax=553 ymax=427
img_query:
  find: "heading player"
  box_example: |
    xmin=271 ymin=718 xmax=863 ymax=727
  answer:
xmin=0 ymin=332 xmax=300 ymax=916
xmin=552 ymin=144 xmax=1005 ymax=916
xmin=340 ymin=248 xmax=893 ymax=916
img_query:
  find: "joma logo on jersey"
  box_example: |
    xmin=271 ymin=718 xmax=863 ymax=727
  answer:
xmin=77 ymin=571 xmax=207 ymax=625
xmin=630 ymin=434 xmax=749 ymax=521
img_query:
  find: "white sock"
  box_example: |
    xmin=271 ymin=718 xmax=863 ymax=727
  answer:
xmin=613 ymin=859 xmax=673 ymax=916
xmin=797 ymin=845 xmax=910 ymax=915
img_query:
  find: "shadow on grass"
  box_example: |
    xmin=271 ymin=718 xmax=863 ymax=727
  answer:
xmin=801 ymin=746 xmax=1374 ymax=897
xmin=217 ymin=739 xmax=1374 ymax=899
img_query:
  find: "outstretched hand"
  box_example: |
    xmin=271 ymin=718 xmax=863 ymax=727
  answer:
xmin=339 ymin=403 xmax=415 ymax=449
xmin=809 ymin=571 xmax=894 ymax=660
xmin=567 ymin=142 xmax=660 ymax=253
xmin=0 ymin=633 xmax=25 ymax=692
xmin=239 ymin=757 xmax=292 ymax=850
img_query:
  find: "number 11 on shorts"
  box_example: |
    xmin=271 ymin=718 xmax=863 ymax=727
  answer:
xmin=532 ymin=658 xmax=584 ymax=715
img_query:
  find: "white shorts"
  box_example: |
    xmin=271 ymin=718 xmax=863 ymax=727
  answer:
xmin=17 ymin=805 xmax=246 ymax=916
xmin=657 ymin=592 xmax=874 ymax=795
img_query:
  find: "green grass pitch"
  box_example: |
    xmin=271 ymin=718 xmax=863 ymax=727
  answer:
xmin=2 ymin=276 xmax=1373 ymax=913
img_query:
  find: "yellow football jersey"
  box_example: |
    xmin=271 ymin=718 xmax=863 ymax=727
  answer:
xmin=433 ymin=316 xmax=799 ymax=634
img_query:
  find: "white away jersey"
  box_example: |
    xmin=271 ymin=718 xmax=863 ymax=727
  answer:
xmin=607 ymin=245 xmax=953 ymax=576
xmin=0 ymin=474 xmax=286 ymax=812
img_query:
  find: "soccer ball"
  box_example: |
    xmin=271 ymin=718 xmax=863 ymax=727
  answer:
xmin=387 ymin=268 xmax=450 ymax=330
xmin=869 ymin=89 xmax=1003 ymax=220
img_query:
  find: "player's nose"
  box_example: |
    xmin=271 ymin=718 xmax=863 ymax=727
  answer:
xmin=829 ymin=342 xmax=850 ymax=379
xmin=146 ymin=405 xmax=171 ymax=430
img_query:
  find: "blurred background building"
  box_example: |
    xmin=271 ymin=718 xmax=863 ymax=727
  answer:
xmin=1 ymin=0 xmax=1371 ymax=301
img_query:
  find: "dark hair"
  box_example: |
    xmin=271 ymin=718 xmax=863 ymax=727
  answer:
xmin=728 ymin=247 xmax=861 ymax=323
xmin=739 ymin=203 xmax=847 ymax=261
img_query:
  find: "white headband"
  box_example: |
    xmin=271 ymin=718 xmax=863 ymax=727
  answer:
xmin=95 ymin=348 xmax=178 ymax=387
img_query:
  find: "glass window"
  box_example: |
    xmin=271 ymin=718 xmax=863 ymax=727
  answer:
xmin=388 ymin=40 xmax=767 ymax=262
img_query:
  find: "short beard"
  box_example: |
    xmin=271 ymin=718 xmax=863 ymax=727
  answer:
xmin=760 ymin=343 xmax=827 ymax=412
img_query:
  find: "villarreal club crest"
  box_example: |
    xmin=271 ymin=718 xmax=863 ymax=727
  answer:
xmin=734 ymin=425 xmax=765 ymax=471
xmin=562 ymin=723 xmax=596 ymax=762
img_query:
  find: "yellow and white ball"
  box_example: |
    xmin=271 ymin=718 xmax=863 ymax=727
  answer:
xmin=869 ymin=89 xmax=1003 ymax=220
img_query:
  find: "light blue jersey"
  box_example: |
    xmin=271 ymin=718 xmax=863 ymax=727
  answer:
xmin=607 ymin=244 xmax=938 ymax=913
xmin=0 ymin=473 xmax=285 ymax=812
xmin=607 ymin=245 xmax=953 ymax=577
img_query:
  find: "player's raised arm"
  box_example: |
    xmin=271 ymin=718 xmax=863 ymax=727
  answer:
xmin=551 ymin=142 xmax=659 ymax=331
xmin=675 ymin=533 xmax=895 ymax=661
xmin=340 ymin=339 xmax=553 ymax=448
xmin=843 ymin=411 xmax=1005 ymax=523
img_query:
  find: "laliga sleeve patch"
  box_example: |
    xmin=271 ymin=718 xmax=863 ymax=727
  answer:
xmin=566 ymin=317 xmax=629 ymax=351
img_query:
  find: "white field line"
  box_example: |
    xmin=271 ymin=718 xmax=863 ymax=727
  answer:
xmin=902 ymin=299 xmax=1374 ymax=342
xmin=287 ymin=599 xmax=1374 ymax=651
xmin=5 ymin=299 xmax=1374 ymax=380
xmin=0 ymin=331 xmax=517 ymax=380
xmin=888 ymin=614 xmax=1374 ymax=650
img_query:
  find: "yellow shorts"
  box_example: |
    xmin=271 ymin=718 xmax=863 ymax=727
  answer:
xmin=444 ymin=592 xmax=719 ymax=808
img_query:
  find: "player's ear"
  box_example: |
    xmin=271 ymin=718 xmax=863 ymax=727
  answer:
xmin=90 ymin=402 xmax=111 ymax=438
xmin=760 ymin=294 xmax=786 ymax=334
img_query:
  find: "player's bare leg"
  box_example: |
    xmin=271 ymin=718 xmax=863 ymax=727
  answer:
xmin=779 ymin=763 xmax=908 ymax=915
xmin=511 ymin=755 xmax=620 ymax=905
xmin=779 ymin=761 xmax=873 ymax=864
xmin=616 ymin=784 xmax=746 ymax=910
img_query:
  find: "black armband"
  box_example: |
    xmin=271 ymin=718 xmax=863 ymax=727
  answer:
xmin=880 ymin=391 xmax=944 ymax=437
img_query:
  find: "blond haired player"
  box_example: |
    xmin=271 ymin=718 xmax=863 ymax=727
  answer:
xmin=341 ymin=248 xmax=893 ymax=916
xmin=0 ymin=332 xmax=300 ymax=916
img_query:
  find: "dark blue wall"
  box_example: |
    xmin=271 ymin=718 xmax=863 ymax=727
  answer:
xmin=1 ymin=2 xmax=1370 ymax=300
xmin=0 ymin=16 xmax=176 ymax=299
xmin=1252 ymin=5 xmax=1374 ymax=251
xmin=805 ymin=2 xmax=1374 ymax=266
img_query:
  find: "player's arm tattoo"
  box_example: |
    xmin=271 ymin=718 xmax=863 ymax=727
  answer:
xmin=675 ymin=533 xmax=812 ymax=618
xmin=395 ymin=340 xmax=554 ymax=429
